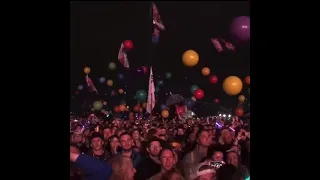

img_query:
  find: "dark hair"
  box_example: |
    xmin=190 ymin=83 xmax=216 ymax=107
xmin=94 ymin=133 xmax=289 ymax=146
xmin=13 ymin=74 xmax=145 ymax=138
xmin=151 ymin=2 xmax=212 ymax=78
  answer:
xmin=160 ymin=168 xmax=183 ymax=180
xmin=207 ymin=144 xmax=224 ymax=158
xmin=119 ymin=132 xmax=131 ymax=138
xmin=196 ymin=128 xmax=208 ymax=141
xmin=147 ymin=128 xmax=157 ymax=140
xmin=159 ymin=147 xmax=174 ymax=158
xmin=102 ymin=126 xmax=111 ymax=131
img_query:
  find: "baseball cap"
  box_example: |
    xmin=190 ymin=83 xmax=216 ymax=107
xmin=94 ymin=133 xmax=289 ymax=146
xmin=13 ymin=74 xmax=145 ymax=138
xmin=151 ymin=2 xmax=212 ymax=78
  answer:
xmin=188 ymin=162 xmax=216 ymax=180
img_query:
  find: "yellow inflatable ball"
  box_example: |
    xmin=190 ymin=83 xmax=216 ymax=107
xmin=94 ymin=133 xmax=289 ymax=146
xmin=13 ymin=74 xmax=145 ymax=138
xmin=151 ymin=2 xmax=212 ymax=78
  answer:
xmin=84 ymin=67 xmax=91 ymax=74
xmin=161 ymin=109 xmax=169 ymax=118
xmin=119 ymin=104 xmax=126 ymax=112
xmin=107 ymin=80 xmax=113 ymax=86
xmin=238 ymin=95 xmax=245 ymax=102
xmin=201 ymin=67 xmax=210 ymax=76
xmin=182 ymin=50 xmax=199 ymax=67
xmin=223 ymin=76 xmax=243 ymax=96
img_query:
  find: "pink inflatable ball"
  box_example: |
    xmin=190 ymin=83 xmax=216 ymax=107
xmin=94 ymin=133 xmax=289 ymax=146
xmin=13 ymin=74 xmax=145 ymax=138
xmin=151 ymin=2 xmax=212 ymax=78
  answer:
xmin=230 ymin=16 xmax=250 ymax=42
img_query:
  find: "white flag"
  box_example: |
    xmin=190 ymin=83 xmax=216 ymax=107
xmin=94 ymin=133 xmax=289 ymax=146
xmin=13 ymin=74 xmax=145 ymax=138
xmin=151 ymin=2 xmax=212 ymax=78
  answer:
xmin=146 ymin=66 xmax=155 ymax=114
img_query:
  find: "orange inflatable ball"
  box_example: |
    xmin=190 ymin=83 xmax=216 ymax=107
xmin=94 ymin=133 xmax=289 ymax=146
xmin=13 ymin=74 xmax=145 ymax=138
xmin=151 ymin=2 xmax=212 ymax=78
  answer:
xmin=235 ymin=108 xmax=244 ymax=117
xmin=223 ymin=76 xmax=243 ymax=96
xmin=142 ymin=102 xmax=147 ymax=109
xmin=118 ymin=89 xmax=124 ymax=94
xmin=161 ymin=109 xmax=169 ymax=118
xmin=245 ymin=76 xmax=250 ymax=85
xmin=238 ymin=95 xmax=245 ymax=102
xmin=119 ymin=104 xmax=126 ymax=112
xmin=107 ymin=80 xmax=113 ymax=86
xmin=133 ymin=105 xmax=140 ymax=112
xmin=201 ymin=67 xmax=210 ymax=76
xmin=84 ymin=67 xmax=91 ymax=74
xmin=182 ymin=50 xmax=199 ymax=67
xmin=113 ymin=106 xmax=120 ymax=113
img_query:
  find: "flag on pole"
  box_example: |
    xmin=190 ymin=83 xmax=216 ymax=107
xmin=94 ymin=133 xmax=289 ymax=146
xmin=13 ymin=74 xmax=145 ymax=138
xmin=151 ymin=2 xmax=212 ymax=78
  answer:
xmin=118 ymin=43 xmax=130 ymax=68
xmin=146 ymin=67 xmax=156 ymax=114
xmin=85 ymin=75 xmax=98 ymax=94
xmin=152 ymin=3 xmax=165 ymax=44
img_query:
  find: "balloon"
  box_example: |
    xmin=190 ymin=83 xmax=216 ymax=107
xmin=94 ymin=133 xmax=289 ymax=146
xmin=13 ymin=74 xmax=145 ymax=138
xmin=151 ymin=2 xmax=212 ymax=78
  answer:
xmin=114 ymin=106 xmax=120 ymax=113
xmin=155 ymin=87 xmax=160 ymax=93
xmin=133 ymin=105 xmax=140 ymax=112
xmin=177 ymin=106 xmax=185 ymax=114
xmin=185 ymin=99 xmax=195 ymax=109
xmin=157 ymin=80 xmax=164 ymax=86
xmin=99 ymin=77 xmax=106 ymax=83
xmin=230 ymin=16 xmax=250 ymax=42
xmin=77 ymin=85 xmax=83 ymax=90
xmin=118 ymin=89 xmax=124 ymax=94
xmin=161 ymin=109 xmax=169 ymax=118
xmin=235 ymin=107 xmax=244 ymax=117
xmin=84 ymin=67 xmax=91 ymax=74
xmin=93 ymin=101 xmax=103 ymax=111
xmin=191 ymin=96 xmax=196 ymax=101
xmin=238 ymin=95 xmax=245 ymax=102
xmin=119 ymin=104 xmax=126 ymax=112
xmin=118 ymin=73 xmax=124 ymax=80
xmin=142 ymin=102 xmax=147 ymax=109
xmin=223 ymin=76 xmax=243 ymax=96
xmin=107 ymin=80 xmax=113 ymax=86
xmin=135 ymin=89 xmax=147 ymax=101
xmin=108 ymin=62 xmax=116 ymax=70
xmin=202 ymin=67 xmax=210 ymax=76
xmin=165 ymin=72 xmax=172 ymax=79
xmin=123 ymin=40 xmax=133 ymax=50
xmin=182 ymin=50 xmax=199 ymax=67
xmin=141 ymin=66 xmax=148 ymax=74
xmin=245 ymin=76 xmax=250 ymax=85
xmin=160 ymin=104 xmax=166 ymax=110
xmin=214 ymin=98 xmax=219 ymax=104
xmin=193 ymin=88 xmax=204 ymax=100
xmin=209 ymin=75 xmax=218 ymax=84
xmin=103 ymin=101 xmax=107 ymax=105
xmin=190 ymin=85 xmax=199 ymax=94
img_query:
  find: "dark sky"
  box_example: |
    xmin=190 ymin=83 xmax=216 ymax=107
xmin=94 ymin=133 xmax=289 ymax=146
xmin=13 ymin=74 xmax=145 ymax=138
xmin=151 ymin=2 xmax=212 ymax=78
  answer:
xmin=70 ymin=2 xmax=250 ymax=116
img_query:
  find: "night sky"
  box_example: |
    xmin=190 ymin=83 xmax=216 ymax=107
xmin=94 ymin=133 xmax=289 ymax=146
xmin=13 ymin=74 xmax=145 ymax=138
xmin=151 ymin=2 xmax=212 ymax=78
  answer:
xmin=70 ymin=2 xmax=250 ymax=116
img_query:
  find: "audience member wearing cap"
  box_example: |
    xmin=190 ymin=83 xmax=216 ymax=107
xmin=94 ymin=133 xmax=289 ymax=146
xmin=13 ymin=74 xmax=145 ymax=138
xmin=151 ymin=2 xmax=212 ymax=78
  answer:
xmin=188 ymin=161 xmax=216 ymax=180
xmin=134 ymin=137 xmax=163 ymax=180
xmin=87 ymin=132 xmax=110 ymax=162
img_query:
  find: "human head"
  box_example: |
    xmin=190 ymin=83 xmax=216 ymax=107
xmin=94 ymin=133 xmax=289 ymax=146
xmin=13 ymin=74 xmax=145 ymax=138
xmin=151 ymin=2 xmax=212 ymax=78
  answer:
xmin=119 ymin=132 xmax=133 ymax=152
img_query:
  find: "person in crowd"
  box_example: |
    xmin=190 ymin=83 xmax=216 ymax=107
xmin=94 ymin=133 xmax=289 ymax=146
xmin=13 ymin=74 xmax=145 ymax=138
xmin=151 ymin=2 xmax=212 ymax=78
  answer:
xmin=109 ymin=132 xmax=143 ymax=168
xmin=70 ymin=148 xmax=112 ymax=180
xmin=87 ymin=132 xmax=109 ymax=161
xmin=105 ymin=135 xmax=121 ymax=157
xmin=110 ymin=155 xmax=137 ymax=180
xmin=226 ymin=151 xmax=249 ymax=179
xmin=135 ymin=137 xmax=163 ymax=180
xmin=181 ymin=129 xmax=211 ymax=178
xmin=188 ymin=161 xmax=216 ymax=180
xmin=132 ymin=129 xmax=142 ymax=149
xmin=71 ymin=130 xmax=89 ymax=153
xmin=149 ymin=148 xmax=177 ymax=180
xmin=102 ymin=126 xmax=112 ymax=141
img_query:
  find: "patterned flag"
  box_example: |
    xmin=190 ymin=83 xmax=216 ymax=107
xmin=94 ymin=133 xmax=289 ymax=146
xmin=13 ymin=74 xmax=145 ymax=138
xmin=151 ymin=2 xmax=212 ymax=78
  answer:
xmin=146 ymin=66 xmax=156 ymax=114
xmin=221 ymin=39 xmax=236 ymax=52
xmin=85 ymin=75 xmax=98 ymax=94
xmin=211 ymin=38 xmax=224 ymax=52
xmin=117 ymin=43 xmax=130 ymax=68
xmin=152 ymin=3 xmax=165 ymax=44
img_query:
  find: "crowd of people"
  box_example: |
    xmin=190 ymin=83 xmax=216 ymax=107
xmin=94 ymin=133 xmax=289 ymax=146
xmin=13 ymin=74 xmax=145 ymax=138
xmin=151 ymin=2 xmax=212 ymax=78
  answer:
xmin=70 ymin=115 xmax=250 ymax=180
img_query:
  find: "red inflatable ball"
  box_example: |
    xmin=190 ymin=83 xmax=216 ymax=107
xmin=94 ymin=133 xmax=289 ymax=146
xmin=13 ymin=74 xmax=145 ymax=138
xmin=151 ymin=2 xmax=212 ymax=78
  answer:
xmin=193 ymin=88 xmax=205 ymax=100
xmin=245 ymin=76 xmax=250 ymax=85
xmin=123 ymin=40 xmax=133 ymax=50
xmin=235 ymin=107 xmax=244 ymax=117
xmin=209 ymin=75 xmax=218 ymax=84
xmin=214 ymin=98 xmax=219 ymax=104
